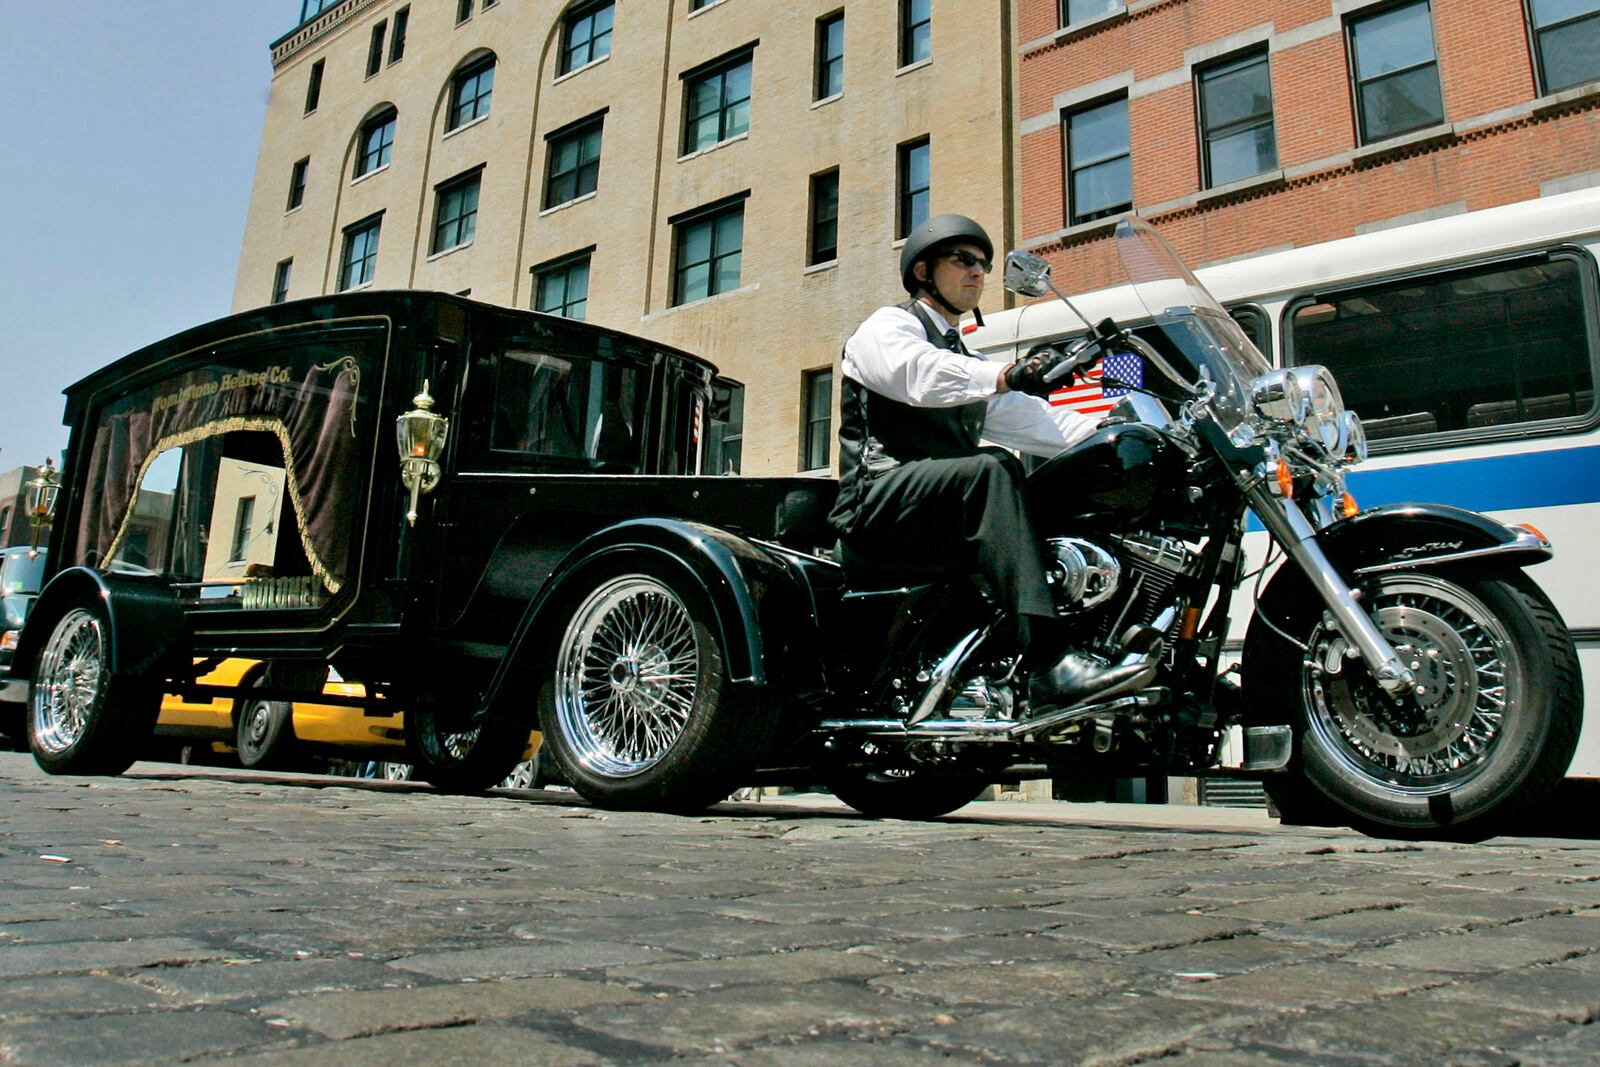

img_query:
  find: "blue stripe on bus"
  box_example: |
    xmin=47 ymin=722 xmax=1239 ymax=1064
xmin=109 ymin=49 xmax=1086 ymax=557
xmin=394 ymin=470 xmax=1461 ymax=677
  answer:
xmin=1244 ymin=444 xmax=1600 ymax=531
xmin=1347 ymin=444 xmax=1600 ymax=512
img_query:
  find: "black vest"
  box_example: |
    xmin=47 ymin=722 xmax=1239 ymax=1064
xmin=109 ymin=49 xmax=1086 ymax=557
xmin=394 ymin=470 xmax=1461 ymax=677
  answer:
xmin=829 ymin=301 xmax=987 ymax=534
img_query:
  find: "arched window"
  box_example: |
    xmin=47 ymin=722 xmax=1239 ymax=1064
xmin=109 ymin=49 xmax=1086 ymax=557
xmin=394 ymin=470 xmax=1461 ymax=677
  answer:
xmin=448 ymin=54 xmax=496 ymax=131
xmin=354 ymin=106 xmax=397 ymax=178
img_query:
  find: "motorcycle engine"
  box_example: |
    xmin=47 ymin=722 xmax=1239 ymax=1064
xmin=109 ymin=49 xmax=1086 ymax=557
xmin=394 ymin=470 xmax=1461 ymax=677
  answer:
xmin=1047 ymin=533 xmax=1199 ymax=628
xmin=1044 ymin=538 xmax=1121 ymax=614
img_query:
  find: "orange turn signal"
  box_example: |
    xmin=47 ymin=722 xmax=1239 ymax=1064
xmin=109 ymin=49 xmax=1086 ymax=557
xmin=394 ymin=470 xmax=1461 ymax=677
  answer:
xmin=1341 ymin=492 xmax=1359 ymax=518
xmin=1517 ymin=522 xmax=1547 ymax=541
xmin=1275 ymin=460 xmax=1294 ymax=498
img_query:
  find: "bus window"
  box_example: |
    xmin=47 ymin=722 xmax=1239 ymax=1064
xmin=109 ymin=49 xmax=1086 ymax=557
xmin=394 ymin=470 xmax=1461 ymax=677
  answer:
xmin=1287 ymin=254 xmax=1596 ymax=448
xmin=1227 ymin=304 xmax=1271 ymax=360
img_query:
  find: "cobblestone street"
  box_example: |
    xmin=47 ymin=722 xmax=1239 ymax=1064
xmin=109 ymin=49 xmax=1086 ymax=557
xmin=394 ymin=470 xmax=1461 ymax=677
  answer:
xmin=1 ymin=752 xmax=1597 ymax=1065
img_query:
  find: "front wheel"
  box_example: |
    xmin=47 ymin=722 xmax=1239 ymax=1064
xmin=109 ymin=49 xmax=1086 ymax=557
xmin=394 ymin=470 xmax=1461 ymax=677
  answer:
xmin=1248 ymin=567 xmax=1580 ymax=838
xmin=539 ymin=568 xmax=776 ymax=812
xmin=828 ymin=768 xmax=989 ymax=820
xmin=29 ymin=604 xmax=160 ymax=776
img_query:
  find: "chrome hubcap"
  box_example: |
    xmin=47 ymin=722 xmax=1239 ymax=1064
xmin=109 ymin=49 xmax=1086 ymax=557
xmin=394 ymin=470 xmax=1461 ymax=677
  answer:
xmin=31 ymin=609 xmax=105 ymax=756
xmin=1305 ymin=575 xmax=1516 ymax=792
xmin=555 ymin=576 xmax=699 ymax=777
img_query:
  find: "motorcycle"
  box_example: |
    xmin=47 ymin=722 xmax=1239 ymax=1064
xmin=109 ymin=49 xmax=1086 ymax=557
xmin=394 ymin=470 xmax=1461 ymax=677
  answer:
xmin=731 ymin=217 xmax=1579 ymax=839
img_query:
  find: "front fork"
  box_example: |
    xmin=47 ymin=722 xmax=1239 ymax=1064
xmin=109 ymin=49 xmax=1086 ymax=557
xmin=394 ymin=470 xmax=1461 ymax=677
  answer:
xmin=1247 ymin=484 xmax=1417 ymax=696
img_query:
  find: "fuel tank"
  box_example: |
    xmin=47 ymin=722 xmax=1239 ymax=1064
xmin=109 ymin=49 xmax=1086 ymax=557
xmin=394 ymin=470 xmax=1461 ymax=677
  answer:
xmin=1025 ymin=422 xmax=1185 ymax=530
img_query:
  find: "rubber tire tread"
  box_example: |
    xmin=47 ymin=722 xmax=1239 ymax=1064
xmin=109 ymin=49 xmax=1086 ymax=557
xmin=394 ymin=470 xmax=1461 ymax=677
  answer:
xmin=827 ymin=772 xmax=990 ymax=820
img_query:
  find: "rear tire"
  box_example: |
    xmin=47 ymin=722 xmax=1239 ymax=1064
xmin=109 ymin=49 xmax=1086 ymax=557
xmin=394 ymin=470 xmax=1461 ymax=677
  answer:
xmin=28 ymin=603 xmax=160 ymax=776
xmin=538 ymin=567 xmax=776 ymax=812
xmin=1247 ymin=567 xmax=1580 ymax=839
xmin=828 ymin=768 xmax=989 ymax=820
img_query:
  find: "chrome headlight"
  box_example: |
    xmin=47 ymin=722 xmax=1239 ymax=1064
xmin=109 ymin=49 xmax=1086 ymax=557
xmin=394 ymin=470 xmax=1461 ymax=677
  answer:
xmin=1339 ymin=410 xmax=1368 ymax=464
xmin=1290 ymin=365 xmax=1344 ymax=453
xmin=1250 ymin=369 xmax=1307 ymax=423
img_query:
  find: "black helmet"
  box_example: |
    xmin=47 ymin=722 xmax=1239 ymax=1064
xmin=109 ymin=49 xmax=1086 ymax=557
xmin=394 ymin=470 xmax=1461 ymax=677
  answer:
xmin=900 ymin=213 xmax=994 ymax=293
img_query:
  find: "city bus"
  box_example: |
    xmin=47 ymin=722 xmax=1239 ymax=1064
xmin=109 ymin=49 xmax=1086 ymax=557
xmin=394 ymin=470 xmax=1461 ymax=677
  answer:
xmin=970 ymin=186 xmax=1600 ymax=784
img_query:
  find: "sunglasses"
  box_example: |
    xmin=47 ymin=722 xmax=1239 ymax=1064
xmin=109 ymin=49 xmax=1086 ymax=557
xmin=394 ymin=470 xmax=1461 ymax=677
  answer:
xmin=942 ymin=249 xmax=992 ymax=273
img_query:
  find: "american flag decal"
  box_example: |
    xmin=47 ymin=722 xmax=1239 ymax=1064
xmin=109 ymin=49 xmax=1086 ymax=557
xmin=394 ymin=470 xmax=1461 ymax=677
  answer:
xmin=1048 ymin=351 xmax=1144 ymax=416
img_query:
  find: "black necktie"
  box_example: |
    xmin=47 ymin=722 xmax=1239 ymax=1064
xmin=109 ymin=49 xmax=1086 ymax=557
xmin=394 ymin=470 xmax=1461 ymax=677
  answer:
xmin=943 ymin=328 xmax=964 ymax=354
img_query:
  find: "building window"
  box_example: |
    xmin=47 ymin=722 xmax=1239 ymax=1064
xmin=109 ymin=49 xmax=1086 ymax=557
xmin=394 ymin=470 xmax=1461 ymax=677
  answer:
xmin=690 ymin=0 xmax=716 ymax=10
xmin=390 ymin=7 xmax=409 ymax=63
xmin=801 ymin=368 xmax=832 ymax=471
xmin=431 ymin=171 xmax=480 ymax=254
xmin=896 ymin=136 xmax=930 ymax=238
xmin=339 ymin=215 xmax=381 ymax=290
xmin=1064 ymin=95 xmax=1131 ymax=225
xmin=1196 ymin=49 xmax=1276 ymax=188
xmin=534 ymin=252 xmax=592 ymax=320
xmin=286 ymin=158 xmax=309 ymax=211
xmin=1347 ymin=1 xmax=1444 ymax=144
xmin=808 ymin=168 xmax=839 ymax=265
xmin=271 ymin=259 xmax=292 ymax=305
xmin=673 ymin=199 xmax=745 ymax=305
xmin=457 ymin=0 xmax=473 ymax=24
xmin=561 ymin=1 xmax=614 ymax=75
xmin=367 ymin=20 xmax=387 ymax=77
xmin=1063 ymin=0 xmax=1123 ymax=26
xmin=449 ymin=56 xmax=495 ymax=131
xmin=816 ymin=12 xmax=844 ymax=100
xmin=229 ymin=496 xmax=256 ymax=562
xmin=304 ymin=59 xmax=324 ymax=114
xmin=900 ymin=0 xmax=931 ymax=66
xmin=706 ymin=383 xmax=744 ymax=475
xmin=1529 ymin=0 xmax=1600 ymax=94
xmin=683 ymin=50 xmax=753 ymax=154
xmin=544 ymin=114 xmax=604 ymax=208
xmin=354 ymin=107 xmax=395 ymax=178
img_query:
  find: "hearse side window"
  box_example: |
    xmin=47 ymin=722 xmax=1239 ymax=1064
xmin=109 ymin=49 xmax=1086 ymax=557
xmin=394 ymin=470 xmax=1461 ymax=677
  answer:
xmin=490 ymin=349 xmax=642 ymax=469
xmin=77 ymin=332 xmax=376 ymax=608
xmin=1286 ymin=253 xmax=1596 ymax=450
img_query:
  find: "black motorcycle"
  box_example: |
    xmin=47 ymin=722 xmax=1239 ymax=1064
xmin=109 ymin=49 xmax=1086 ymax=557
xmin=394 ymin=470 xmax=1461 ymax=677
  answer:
xmin=536 ymin=219 xmax=1581 ymax=840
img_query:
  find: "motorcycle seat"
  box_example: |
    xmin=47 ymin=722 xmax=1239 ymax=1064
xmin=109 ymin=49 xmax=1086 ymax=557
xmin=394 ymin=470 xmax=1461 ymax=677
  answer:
xmin=834 ymin=538 xmax=963 ymax=594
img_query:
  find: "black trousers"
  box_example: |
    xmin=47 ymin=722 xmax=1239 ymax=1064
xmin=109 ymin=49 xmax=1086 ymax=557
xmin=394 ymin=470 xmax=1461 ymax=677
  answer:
xmin=839 ymin=448 xmax=1057 ymax=622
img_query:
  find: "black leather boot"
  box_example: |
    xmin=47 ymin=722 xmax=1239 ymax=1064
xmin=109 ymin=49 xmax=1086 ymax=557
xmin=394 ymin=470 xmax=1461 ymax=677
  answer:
xmin=1027 ymin=649 xmax=1157 ymax=712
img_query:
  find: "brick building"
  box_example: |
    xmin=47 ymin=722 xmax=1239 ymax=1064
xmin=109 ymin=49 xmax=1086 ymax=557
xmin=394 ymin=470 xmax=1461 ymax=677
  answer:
xmin=1014 ymin=0 xmax=1600 ymax=292
xmin=235 ymin=0 xmax=1018 ymax=477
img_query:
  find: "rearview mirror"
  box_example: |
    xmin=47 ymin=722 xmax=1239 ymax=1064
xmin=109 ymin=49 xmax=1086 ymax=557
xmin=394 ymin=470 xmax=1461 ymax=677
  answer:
xmin=1004 ymin=251 xmax=1053 ymax=297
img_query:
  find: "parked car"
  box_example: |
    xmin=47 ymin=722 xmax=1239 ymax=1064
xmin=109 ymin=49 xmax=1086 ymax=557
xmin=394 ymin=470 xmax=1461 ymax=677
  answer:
xmin=0 ymin=545 xmax=47 ymax=747
xmin=157 ymin=657 xmax=539 ymax=774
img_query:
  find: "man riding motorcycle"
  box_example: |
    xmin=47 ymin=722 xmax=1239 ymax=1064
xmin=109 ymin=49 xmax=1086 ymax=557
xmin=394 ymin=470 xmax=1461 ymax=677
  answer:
xmin=827 ymin=213 xmax=1159 ymax=710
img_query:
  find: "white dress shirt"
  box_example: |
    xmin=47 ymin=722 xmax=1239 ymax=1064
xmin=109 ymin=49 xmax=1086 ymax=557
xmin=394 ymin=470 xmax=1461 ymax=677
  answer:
xmin=840 ymin=300 xmax=1100 ymax=457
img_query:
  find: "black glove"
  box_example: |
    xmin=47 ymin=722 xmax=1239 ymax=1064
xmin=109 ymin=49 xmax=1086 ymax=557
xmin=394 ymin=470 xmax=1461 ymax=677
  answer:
xmin=1004 ymin=343 xmax=1086 ymax=397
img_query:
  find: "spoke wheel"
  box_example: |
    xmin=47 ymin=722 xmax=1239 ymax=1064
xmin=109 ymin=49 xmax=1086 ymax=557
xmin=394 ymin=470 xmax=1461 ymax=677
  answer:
xmin=1304 ymin=576 xmax=1512 ymax=794
xmin=555 ymin=576 xmax=700 ymax=778
xmin=540 ymin=565 xmax=777 ymax=812
xmin=29 ymin=603 xmax=159 ymax=776
xmin=1246 ymin=566 xmax=1581 ymax=838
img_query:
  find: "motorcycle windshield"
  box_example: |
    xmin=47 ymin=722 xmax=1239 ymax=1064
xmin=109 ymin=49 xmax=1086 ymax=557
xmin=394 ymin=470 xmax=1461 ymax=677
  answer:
xmin=1114 ymin=218 xmax=1270 ymax=438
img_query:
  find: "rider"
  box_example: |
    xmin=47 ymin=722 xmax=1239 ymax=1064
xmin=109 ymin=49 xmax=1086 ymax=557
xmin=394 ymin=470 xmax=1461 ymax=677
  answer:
xmin=827 ymin=213 xmax=1156 ymax=710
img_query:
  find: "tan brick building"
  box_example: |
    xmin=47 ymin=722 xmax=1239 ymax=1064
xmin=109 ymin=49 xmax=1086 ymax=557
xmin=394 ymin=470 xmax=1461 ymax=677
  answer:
xmin=1014 ymin=0 xmax=1600 ymax=292
xmin=235 ymin=0 xmax=1020 ymax=476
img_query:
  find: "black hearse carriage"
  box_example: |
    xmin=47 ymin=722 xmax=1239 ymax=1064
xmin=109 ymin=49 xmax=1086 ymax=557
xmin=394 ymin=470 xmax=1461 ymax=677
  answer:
xmin=17 ymin=292 xmax=840 ymax=804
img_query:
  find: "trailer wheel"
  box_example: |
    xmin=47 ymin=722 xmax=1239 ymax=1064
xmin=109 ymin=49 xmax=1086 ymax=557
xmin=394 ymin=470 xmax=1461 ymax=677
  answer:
xmin=28 ymin=603 xmax=160 ymax=776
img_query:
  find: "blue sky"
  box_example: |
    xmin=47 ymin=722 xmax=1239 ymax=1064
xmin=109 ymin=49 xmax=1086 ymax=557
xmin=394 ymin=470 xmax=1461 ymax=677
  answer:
xmin=0 ymin=4 xmax=295 ymax=474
